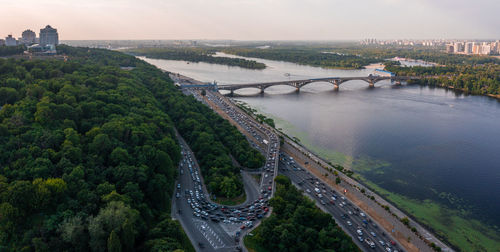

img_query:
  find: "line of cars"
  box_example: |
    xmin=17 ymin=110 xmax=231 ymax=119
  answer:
xmin=279 ymin=153 xmax=402 ymax=252
xmin=204 ymin=91 xmax=280 ymax=197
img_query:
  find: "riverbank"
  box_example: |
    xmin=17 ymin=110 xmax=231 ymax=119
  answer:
xmin=254 ymin=109 xmax=500 ymax=251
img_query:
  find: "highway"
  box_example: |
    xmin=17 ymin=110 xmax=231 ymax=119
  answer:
xmin=172 ymin=85 xmax=280 ymax=251
xmin=173 ymin=73 xmax=448 ymax=252
xmin=279 ymin=152 xmax=404 ymax=252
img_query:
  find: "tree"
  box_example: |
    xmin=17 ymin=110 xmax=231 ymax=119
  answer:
xmin=0 ymin=87 xmax=18 ymax=104
xmin=201 ymin=89 xmax=206 ymax=96
xmin=336 ymin=177 xmax=341 ymax=184
xmin=107 ymin=230 xmax=122 ymax=252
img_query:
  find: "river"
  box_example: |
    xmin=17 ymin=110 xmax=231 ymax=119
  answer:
xmin=141 ymin=54 xmax=500 ymax=250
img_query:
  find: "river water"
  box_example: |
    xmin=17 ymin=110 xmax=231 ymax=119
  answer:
xmin=141 ymin=54 xmax=500 ymax=245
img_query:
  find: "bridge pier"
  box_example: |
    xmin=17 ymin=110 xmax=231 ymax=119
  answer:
xmin=333 ymin=83 xmax=339 ymax=91
xmin=229 ymin=90 xmax=234 ymax=97
xmin=295 ymin=87 xmax=300 ymax=93
xmin=260 ymin=87 xmax=265 ymax=94
xmin=369 ymin=81 xmax=375 ymax=88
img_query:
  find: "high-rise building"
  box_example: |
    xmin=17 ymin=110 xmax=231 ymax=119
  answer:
xmin=39 ymin=25 xmax=59 ymax=46
xmin=453 ymin=42 xmax=464 ymax=53
xmin=0 ymin=39 xmax=5 ymax=46
xmin=480 ymin=44 xmax=491 ymax=55
xmin=21 ymin=29 xmax=36 ymax=44
xmin=446 ymin=44 xmax=454 ymax=53
xmin=464 ymin=42 xmax=473 ymax=54
xmin=5 ymin=35 xmax=17 ymax=46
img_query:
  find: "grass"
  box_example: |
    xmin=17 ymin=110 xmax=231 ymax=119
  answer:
xmin=243 ymin=107 xmax=500 ymax=251
xmin=213 ymin=193 xmax=246 ymax=206
xmin=356 ymin=176 xmax=500 ymax=252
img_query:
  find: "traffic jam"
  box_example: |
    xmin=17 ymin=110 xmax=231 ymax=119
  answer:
xmin=279 ymin=152 xmax=403 ymax=252
xmin=177 ymin=89 xmax=280 ymax=232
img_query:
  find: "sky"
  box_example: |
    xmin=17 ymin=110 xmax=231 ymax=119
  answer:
xmin=1 ymin=0 xmax=499 ymax=40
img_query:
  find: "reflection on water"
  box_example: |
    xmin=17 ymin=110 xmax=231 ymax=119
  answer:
xmin=142 ymin=55 xmax=500 ymax=228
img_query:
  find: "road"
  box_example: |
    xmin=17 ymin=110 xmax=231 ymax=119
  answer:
xmin=172 ymin=82 xmax=280 ymax=251
xmin=279 ymin=152 xmax=404 ymax=252
xmin=173 ymin=73 xmax=449 ymax=252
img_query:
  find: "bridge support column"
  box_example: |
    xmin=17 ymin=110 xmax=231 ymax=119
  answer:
xmin=333 ymin=80 xmax=339 ymax=91
xmin=229 ymin=90 xmax=234 ymax=97
xmin=369 ymin=81 xmax=375 ymax=88
xmin=260 ymin=87 xmax=265 ymax=94
xmin=295 ymin=87 xmax=300 ymax=93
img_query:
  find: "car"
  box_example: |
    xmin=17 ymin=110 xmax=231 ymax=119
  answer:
xmin=176 ymin=193 xmax=180 ymax=198
xmin=306 ymin=189 xmax=311 ymax=193
xmin=320 ymin=200 xmax=325 ymax=205
xmin=360 ymin=212 xmax=366 ymax=217
xmin=240 ymin=225 xmax=246 ymax=230
xmin=357 ymin=229 xmax=363 ymax=236
xmin=370 ymin=232 xmax=376 ymax=237
xmin=348 ymin=211 xmax=353 ymax=215
xmin=346 ymin=221 xmax=352 ymax=226
xmin=379 ymin=240 xmax=385 ymax=246
xmin=358 ymin=236 xmax=364 ymax=242
xmin=390 ymin=240 xmax=396 ymax=246
xmin=386 ymin=248 xmax=392 ymax=252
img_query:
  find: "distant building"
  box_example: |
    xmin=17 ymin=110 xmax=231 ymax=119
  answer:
xmin=21 ymin=29 xmax=36 ymax=44
xmin=446 ymin=44 xmax=454 ymax=53
xmin=464 ymin=42 xmax=472 ymax=54
xmin=5 ymin=35 xmax=17 ymax=46
xmin=28 ymin=44 xmax=57 ymax=55
xmin=0 ymin=39 xmax=4 ymax=46
xmin=39 ymin=25 xmax=59 ymax=46
xmin=480 ymin=44 xmax=491 ymax=55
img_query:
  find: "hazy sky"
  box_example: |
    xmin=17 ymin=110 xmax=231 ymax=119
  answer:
xmin=1 ymin=0 xmax=499 ymax=40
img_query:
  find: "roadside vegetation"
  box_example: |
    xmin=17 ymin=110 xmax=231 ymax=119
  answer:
xmin=125 ymin=47 xmax=266 ymax=69
xmin=245 ymin=175 xmax=359 ymax=252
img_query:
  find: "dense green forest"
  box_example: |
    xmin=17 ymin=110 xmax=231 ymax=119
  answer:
xmin=245 ymin=175 xmax=359 ymax=252
xmin=125 ymin=47 xmax=266 ymax=69
xmin=0 ymin=45 xmax=262 ymax=251
xmin=0 ymin=45 xmax=26 ymax=57
xmin=140 ymin=75 xmax=266 ymax=198
xmin=385 ymin=62 xmax=500 ymax=96
xmin=222 ymin=47 xmax=380 ymax=69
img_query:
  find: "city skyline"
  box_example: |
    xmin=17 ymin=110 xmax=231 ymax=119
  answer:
xmin=1 ymin=0 xmax=499 ymax=40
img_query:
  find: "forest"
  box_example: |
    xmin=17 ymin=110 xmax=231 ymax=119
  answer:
xmin=0 ymin=45 xmax=263 ymax=251
xmin=385 ymin=61 xmax=500 ymax=96
xmin=222 ymin=47 xmax=380 ymax=69
xmin=0 ymin=45 xmax=26 ymax=57
xmin=125 ymin=47 xmax=266 ymax=69
xmin=245 ymin=175 xmax=359 ymax=252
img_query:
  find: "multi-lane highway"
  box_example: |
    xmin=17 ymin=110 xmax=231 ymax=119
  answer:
xmin=279 ymin=152 xmax=404 ymax=252
xmin=172 ymin=73 xmax=446 ymax=252
xmin=172 ymin=86 xmax=280 ymax=251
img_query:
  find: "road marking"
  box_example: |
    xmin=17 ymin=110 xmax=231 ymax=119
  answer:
xmin=193 ymin=219 xmax=227 ymax=249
